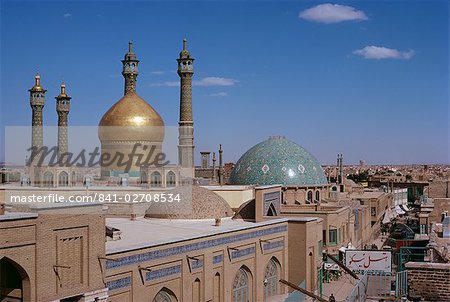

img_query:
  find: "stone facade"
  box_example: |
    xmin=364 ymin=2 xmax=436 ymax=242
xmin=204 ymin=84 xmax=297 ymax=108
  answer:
xmin=405 ymin=262 xmax=450 ymax=301
xmin=428 ymin=179 xmax=450 ymax=198
xmin=0 ymin=213 xmax=106 ymax=302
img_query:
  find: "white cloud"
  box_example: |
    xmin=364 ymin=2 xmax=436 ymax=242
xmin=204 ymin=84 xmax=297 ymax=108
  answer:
xmin=299 ymin=4 xmax=368 ymax=24
xmin=150 ymin=81 xmax=179 ymax=87
xmin=150 ymin=76 xmax=239 ymax=87
xmin=193 ymin=77 xmax=239 ymax=87
xmin=208 ymin=92 xmax=228 ymax=97
xmin=353 ymin=46 xmax=415 ymax=60
xmin=150 ymin=71 xmax=165 ymax=75
xmin=63 ymin=13 xmax=71 ymax=18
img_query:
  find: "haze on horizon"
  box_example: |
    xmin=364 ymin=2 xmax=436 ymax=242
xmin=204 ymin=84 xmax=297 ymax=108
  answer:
xmin=0 ymin=1 xmax=448 ymax=166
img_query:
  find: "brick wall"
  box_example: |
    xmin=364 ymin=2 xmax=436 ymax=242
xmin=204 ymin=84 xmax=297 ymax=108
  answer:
xmin=405 ymin=262 xmax=450 ymax=301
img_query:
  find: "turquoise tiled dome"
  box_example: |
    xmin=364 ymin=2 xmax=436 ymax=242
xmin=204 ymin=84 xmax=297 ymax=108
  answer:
xmin=229 ymin=136 xmax=327 ymax=186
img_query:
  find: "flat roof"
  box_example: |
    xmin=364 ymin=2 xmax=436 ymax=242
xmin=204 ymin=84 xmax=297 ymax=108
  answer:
xmin=105 ymin=216 xmax=317 ymax=254
xmin=0 ymin=212 xmax=38 ymax=221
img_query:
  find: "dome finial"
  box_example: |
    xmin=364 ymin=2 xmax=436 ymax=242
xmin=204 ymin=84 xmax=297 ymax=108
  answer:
xmin=183 ymin=38 xmax=187 ymax=51
xmin=128 ymin=40 xmax=133 ymax=53
xmin=35 ymin=73 xmax=41 ymax=86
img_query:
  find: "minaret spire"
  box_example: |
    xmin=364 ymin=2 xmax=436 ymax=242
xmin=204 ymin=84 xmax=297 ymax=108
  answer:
xmin=56 ymin=82 xmax=71 ymax=162
xmin=177 ymin=38 xmax=195 ymax=169
xmin=29 ymin=73 xmax=46 ymax=154
xmin=122 ymin=41 xmax=139 ymax=95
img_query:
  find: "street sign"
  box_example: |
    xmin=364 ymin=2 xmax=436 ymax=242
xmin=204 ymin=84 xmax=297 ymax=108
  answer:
xmin=345 ymin=250 xmax=392 ymax=274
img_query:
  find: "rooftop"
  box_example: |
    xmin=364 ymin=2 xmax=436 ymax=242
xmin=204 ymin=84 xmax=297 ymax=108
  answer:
xmin=0 ymin=212 xmax=38 ymax=221
xmin=105 ymin=216 xmax=316 ymax=254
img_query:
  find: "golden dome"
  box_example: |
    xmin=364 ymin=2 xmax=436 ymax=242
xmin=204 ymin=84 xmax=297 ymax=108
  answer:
xmin=98 ymin=92 xmax=164 ymax=142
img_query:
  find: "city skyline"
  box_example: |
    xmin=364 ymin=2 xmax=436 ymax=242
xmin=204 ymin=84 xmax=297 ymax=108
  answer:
xmin=0 ymin=1 xmax=448 ymax=165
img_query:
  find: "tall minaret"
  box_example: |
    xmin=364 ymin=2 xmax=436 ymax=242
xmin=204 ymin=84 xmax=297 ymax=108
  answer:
xmin=122 ymin=41 xmax=139 ymax=95
xmin=55 ymin=83 xmax=71 ymax=161
xmin=177 ymin=39 xmax=195 ymax=168
xmin=218 ymin=144 xmax=224 ymax=185
xmin=29 ymin=74 xmax=46 ymax=154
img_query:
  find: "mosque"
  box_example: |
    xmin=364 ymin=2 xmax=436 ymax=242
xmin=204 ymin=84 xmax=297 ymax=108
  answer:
xmin=0 ymin=39 xmax=389 ymax=302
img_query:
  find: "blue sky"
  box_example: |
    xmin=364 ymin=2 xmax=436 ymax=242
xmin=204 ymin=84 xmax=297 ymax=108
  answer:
xmin=1 ymin=1 xmax=448 ymax=165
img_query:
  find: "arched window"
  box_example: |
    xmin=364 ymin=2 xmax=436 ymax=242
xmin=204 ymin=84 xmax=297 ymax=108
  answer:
xmin=307 ymin=191 xmax=313 ymax=203
xmin=150 ymin=171 xmax=162 ymax=187
xmin=43 ymin=171 xmax=54 ymax=187
xmin=315 ymin=190 xmax=320 ymax=202
xmin=152 ymin=288 xmax=177 ymax=302
xmin=264 ymin=258 xmax=279 ymax=299
xmin=232 ymin=267 xmax=251 ymax=302
xmin=166 ymin=171 xmax=176 ymax=187
xmin=58 ymin=171 xmax=69 ymax=187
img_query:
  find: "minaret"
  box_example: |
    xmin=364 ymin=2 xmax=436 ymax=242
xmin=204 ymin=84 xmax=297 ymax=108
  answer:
xmin=212 ymin=152 xmax=217 ymax=182
xmin=55 ymin=83 xmax=71 ymax=162
xmin=122 ymin=41 xmax=139 ymax=95
xmin=218 ymin=144 xmax=224 ymax=185
xmin=29 ymin=74 xmax=46 ymax=155
xmin=177 ymin=39 xmax=195 ymax=168
xmin=336 ymin=154 xmax=341 ymax=184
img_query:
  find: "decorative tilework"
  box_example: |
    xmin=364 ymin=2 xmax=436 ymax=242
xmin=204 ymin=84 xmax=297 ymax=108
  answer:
xmin=229 ymin=137 xmax=328 ymax=186
xmin=107 ymin=225 xmax=287 ymax=269
xmin=231 ymin=246 xmax=255 ymax=259
xmin=263 ymin=240 xmax=284 ymax=251
xmin=106 ymin=276 xmax=131 ymax=291
xmin=191 ymin=259 xmax=203 ymax=270
xmin=146 ymin=265 xmax=181 ymax=281
xmin=298 ymin=164 xmax=305 ymax=174
xmin=213 ymin=254 xmax=223 ymax=264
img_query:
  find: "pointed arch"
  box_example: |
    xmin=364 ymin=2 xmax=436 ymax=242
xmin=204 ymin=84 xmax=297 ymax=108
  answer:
xmin=315 ymin=190 xmax=320 ymax=203
xmin=152 ymin=287 xmax=178 ymax=302
xmin=58 ymin=171 xmax=69 ymax=187
xmin=150 ymin=171 xmax=162 ymax=187
xmin=166 ymin=171 xmax=176 ymax=187
xmin=43 ymin=171 xmax=54 ymax=187
xmin=232 ymin=265 xmax=253 ymax=302
xmin=307 ymin=190 xmax=313 ymax=203
xmin=213 ymin=272 xmax=221 ymax=302
xmin=192 ymin=278 xmax=201 ymax=302
xmin=264 ymin=257 xmax=281 ymax=299
xmin=266 ymin=203 xmax=277 ymax=216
